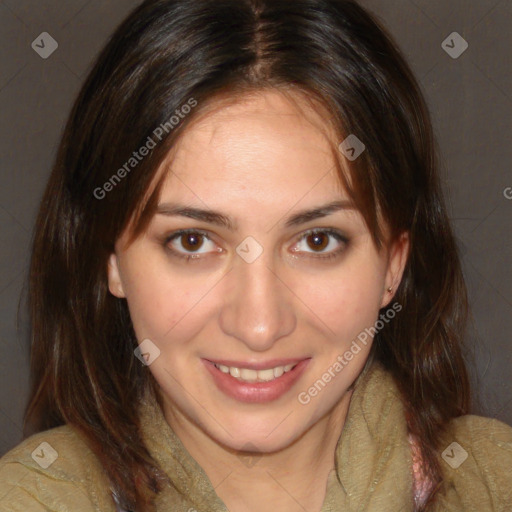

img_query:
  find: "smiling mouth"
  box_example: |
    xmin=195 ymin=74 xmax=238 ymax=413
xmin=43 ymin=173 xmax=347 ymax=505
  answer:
xmin=212 ymin=362 xmax=299 ymax=383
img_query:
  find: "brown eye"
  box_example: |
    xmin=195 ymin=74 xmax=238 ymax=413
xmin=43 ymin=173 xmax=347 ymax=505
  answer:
xmin=291 ymin=229 xmax=349 ymax=260
xmin=306 ymin=232 xmax=329 ymax=252
xmin=164 ymin=229 xmax=220 ymax=261
xmin=179 ymin=232 xmax=204 ymax=252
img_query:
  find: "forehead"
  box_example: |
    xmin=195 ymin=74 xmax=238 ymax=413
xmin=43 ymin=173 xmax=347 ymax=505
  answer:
xmin=158 ymin=89 xmax=347 ymax=203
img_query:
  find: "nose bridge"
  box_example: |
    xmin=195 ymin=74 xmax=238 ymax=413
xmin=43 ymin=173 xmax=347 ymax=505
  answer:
xmin=219 ymin=244 xmax=295 ymax=350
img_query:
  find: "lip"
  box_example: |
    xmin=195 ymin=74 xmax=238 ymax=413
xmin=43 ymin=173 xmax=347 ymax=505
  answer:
xmin=202 ymin=358 xmax=311 ymax=403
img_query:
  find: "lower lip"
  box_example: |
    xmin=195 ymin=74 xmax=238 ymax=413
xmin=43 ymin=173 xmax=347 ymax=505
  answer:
xmin=203 ymin=359 xmax=311 ymax=403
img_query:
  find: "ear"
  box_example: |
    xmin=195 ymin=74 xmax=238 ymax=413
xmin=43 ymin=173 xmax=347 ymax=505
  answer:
xmin=107 ymin=253 xmax=126 ymax=298
xmin=380 ymin=231 xmax=409 ymax=309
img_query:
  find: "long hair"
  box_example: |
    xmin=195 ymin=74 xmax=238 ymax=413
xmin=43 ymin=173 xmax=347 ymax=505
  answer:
xmin=24 ymin=1 xmax=470 ymax=510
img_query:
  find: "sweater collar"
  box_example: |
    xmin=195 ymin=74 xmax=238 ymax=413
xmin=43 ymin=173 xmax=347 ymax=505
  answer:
xmin=137 ymin=360 xmax=414 ymax=511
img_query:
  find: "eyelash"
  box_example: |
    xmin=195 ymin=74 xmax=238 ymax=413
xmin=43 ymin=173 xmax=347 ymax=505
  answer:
xmin=163 ymin=228 xmax=349 ymax=263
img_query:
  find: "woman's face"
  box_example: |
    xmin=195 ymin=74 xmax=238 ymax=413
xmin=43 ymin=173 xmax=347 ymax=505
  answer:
xmin=108 ymin=89 xmax=408 ymax=453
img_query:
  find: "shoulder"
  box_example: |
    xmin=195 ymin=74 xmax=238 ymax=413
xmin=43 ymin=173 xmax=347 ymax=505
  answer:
xmin=0 ymin=425 xmax=116 ymax=511
xmin=436 ymin=414 xmax=512 ymax=510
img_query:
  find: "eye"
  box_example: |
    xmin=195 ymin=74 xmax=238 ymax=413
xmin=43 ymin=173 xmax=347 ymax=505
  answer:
xmin=165 ymin=229 xmax=220 ymax=260
xmin=163 ymin=228 xmax=349 ymax=263
xmin=291 ymin=229 xmax=348 ymax=260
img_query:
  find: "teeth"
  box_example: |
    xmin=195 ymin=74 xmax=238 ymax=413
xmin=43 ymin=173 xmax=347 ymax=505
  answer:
xmin=257 ymin=369 xmax=275 ymax=382
xmin=214 ymin=362 xmax=298 ymax=382
xmin=273 ymin=366 xmax=284 ymax=378
xmin=240 ymin=368 xmax=258 ymax=381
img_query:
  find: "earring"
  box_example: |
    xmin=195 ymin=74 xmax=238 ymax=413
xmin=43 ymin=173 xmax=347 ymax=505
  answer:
xmin=387 ymin=286 xmax=393 ymax=293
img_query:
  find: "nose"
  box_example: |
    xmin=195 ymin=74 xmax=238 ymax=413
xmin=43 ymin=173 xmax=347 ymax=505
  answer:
xmin=218 ymin=248 xmax=296 ymax=352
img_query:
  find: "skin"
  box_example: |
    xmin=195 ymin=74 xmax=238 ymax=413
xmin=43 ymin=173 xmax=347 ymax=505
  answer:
xmin=107 ymin=89 xmax=409 ymax=512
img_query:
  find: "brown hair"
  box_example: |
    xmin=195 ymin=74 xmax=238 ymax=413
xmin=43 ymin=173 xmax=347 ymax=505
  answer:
xmin=24 ymin=0 xmax=471 ymax=510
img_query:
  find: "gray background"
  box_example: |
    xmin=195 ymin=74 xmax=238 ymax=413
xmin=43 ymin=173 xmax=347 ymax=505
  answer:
xmin=0 ymin=0 xmax=510 ymax=457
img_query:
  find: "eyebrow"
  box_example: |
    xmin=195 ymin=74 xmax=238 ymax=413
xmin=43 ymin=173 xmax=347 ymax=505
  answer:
xmin=155 ymin=200 xmax=356 ymax=231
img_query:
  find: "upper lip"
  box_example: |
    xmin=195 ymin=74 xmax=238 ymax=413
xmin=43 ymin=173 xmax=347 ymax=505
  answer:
xmin=205 ymin=358 xmax=310 ymax=370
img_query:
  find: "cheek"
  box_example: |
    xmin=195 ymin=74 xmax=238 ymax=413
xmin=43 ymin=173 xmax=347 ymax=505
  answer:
xmin=117 ymin=252 xmax=181 ymax=340
xmin=119 ymin=251 xmax=221 ymax=343
xmin=295 ymin=256 xmax=385 ymax=339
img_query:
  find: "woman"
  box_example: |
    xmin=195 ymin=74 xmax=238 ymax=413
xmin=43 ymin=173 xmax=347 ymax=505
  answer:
xmin=0 ymin=0 xmax=510 ymax=511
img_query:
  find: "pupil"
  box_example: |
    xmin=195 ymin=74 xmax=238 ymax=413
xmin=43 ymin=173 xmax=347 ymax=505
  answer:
xmin=309 ymin=233 xmax=328 ymax=250
xmin=183 ymin=233 xmax=202 ymax=251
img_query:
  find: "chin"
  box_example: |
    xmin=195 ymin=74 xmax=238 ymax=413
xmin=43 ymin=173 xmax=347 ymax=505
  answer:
xmin=207 ymin=412 xmax=315 ymax=454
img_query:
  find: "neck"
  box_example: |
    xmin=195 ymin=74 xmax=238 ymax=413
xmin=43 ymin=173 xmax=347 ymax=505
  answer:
xmin=162 ymin=389 xmax=353 ymax=512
